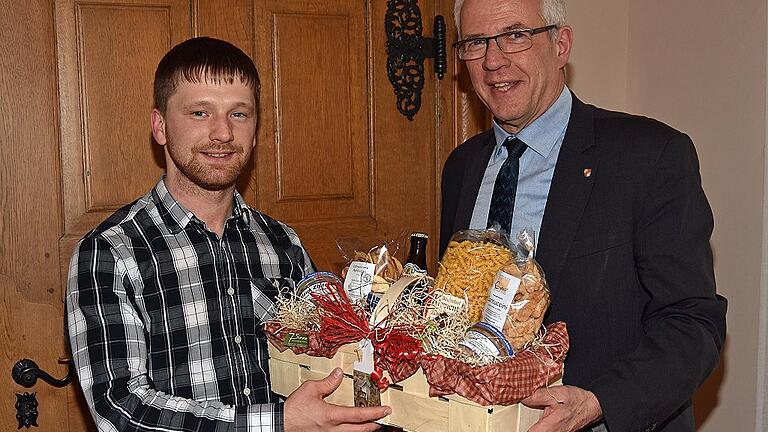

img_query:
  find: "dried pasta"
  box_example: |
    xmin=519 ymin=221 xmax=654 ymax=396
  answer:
xmin=434 ymin=239 xmax=512 ymax=323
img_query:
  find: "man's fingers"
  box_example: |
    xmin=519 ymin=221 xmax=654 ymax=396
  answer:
xmin=522 ymin=387 xmax=565 ymax=409
xmin=325 ymin=403 xmax=391 ymax=425
xmin=314 ymin=368 xmax=344 ymax=398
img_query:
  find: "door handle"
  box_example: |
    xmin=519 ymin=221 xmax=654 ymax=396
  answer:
xmin=12 ymin=357 xmax=73 ymax=388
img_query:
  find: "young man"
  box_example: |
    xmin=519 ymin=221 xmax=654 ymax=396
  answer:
xmin=441 ymin=0 xmax=727 ymax=431
xmin=67 ymin=37 xmax=390 ymax=432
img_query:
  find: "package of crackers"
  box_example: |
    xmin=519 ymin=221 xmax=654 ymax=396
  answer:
xmin=481 ymin=230 xmax=550 ymax=352
xmin=336 ymin=236 xmax=405 ymax=306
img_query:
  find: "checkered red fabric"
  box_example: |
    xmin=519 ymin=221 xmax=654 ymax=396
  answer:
xmin=264 ymin=322 xmax=344 ymax=358
xmin=420 ymin=321 xmax=569 ymax=406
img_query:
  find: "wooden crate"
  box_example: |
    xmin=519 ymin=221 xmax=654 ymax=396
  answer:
xmin=268 ymin=344 xmax=553 ymax=432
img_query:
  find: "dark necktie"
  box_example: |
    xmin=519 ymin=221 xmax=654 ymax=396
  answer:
xmin=487 ymin=137 xmax=527 ymax=231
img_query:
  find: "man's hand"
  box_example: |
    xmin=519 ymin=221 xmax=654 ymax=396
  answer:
xmin=284 ymin=368 xmax=391 ymax=431
xmin=521 ymin=385 xmax=602 ymax=432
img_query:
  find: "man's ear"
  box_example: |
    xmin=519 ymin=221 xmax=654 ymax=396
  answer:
xmin=554 ymin=25 xmax=573 ymax=67
xmin=151 ymin=109 xmax=167 ymax=146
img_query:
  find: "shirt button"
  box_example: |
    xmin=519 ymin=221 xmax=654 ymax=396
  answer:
xmin=243 ymin=387 xmax=251 ymax=396
xmin=227 ymin=288 xmax=235 ymax=296
xmin=234 ymin=335 xmax=242 ymax=344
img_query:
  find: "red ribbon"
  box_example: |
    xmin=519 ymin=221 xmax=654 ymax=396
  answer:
xmin=312 ymin=282 xmax=424 ymax=388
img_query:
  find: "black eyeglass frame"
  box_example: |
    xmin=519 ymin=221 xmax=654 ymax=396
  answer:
xmin=452 ymin=25 xmax=558 ymax=60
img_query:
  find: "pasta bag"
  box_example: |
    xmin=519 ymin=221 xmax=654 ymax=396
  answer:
xmin=433 ymin=230 xmax=513 ymax=323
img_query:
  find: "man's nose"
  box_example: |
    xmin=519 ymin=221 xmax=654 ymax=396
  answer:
xmin=210 ymin=116 xmax=234 ymax=142
xmin=483 ymin=39 xmax=510 ymax=70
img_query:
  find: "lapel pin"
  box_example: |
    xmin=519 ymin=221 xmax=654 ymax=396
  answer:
xmin=583 ymin=168 xmax=592 ymax=178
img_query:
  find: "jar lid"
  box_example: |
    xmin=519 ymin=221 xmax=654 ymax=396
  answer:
xmin=296 ymin=272 xmax=343 ymax=302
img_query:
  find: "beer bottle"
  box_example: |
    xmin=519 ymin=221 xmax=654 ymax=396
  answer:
xmin=404 ymin=232 xmax=428 ymax=276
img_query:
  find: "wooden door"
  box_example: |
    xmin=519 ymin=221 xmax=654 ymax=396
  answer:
xmin=0 ymin=0 xmax=484 ymax=430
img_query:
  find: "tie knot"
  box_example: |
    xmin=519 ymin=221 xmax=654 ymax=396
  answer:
xmin=503 ymin=137 xmax=527 ymax=159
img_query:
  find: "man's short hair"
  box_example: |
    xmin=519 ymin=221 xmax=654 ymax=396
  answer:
xmin=153 ymin=37 xmax=260 ymax=113
xmin=454 ymin=0 xmax=567 ymax=39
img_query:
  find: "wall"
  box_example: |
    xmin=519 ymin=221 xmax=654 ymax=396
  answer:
xmin=567 ymin=1 xmax=767 ymax=431
xmin=567 ymin=0 xmax=630 ymax=111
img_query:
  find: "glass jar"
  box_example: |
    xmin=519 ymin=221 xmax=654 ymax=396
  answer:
xmin=458 ymin=321 xmax=515 ymax=361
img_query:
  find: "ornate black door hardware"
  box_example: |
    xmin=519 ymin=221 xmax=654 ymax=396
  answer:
xmin=12 ymin=358 xmax=73 ymax=388
xmin=15 ymin=392 xmax=39 ymax=429
xmin=385 ymin=0 xmax=446 ymax=120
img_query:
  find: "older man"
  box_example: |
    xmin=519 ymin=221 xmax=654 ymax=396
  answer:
xmin=440 ymin=1 xmax=727 ymax=431
xmin=66 ymin=37 xmax=390 ymax=432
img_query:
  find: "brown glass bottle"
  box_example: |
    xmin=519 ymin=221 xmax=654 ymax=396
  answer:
xmin=404 ymin=232 xmax=428 ymax=275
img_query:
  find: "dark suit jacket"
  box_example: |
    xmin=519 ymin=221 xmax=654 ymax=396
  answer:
xmin=440 ymin=94 xmax=727 ymax=432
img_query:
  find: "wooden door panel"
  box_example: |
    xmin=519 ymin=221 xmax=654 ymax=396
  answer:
xmin=253 ymin=0 xmax=376 ymax=270
xmin=57 ymin=0 xmax=191 ymax=236
xmin=76 ymin=4 xmax=174 ymax=210
xmin=272 ymin=11 xmax=370 ymax=216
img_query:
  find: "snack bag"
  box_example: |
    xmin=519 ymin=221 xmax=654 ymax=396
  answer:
xmin=336 ymin=237 xmax=405 ymax=304
xmin=433 ymin=230 xmax=513 ymax=323
xmin=482 ymin=230 xmax=550 ymax=351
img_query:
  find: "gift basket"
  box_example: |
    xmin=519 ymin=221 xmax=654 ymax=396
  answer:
xmin=264 ymin=230 xmax=569 ymax=431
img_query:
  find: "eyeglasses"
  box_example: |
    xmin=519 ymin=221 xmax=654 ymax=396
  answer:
xmin=453 ymin=25 xmax=558 ymax=60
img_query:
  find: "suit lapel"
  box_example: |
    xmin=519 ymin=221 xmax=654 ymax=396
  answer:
xmin=536 ymin=96 xmax=598 ymax=292
xmin=453 ymin=130 xmax=495 ymax=233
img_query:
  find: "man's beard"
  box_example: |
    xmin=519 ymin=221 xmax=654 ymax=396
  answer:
xmin=166 ymin=139 xmax=248 ymax=192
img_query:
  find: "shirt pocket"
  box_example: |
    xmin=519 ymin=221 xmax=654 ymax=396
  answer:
xmin=249 ymin=277 xmax=295 ymax=323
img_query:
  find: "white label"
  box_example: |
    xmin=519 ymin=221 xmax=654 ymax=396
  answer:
xmin=425 ymin=291 xmax=467 ymax=320
xmin=482 ymin=271 xmax=522 ymax=330
xmin=344 ymin=261 xmax=376 ymax=302
xmin=459 ymin=330 xmax=502 ymax=358
xmin=353 ymin=338 xmax=375 ymax=374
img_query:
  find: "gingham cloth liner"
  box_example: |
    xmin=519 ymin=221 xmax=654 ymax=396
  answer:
xmin=420 ymin=321 xmax=569 ymax=406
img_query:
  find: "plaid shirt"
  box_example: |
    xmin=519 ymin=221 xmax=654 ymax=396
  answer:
xmin=66 ymin=179 xmax=314 ymax=432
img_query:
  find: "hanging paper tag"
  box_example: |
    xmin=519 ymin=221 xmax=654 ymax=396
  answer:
xmin=353 ymin=338 xmax=375 ymax=374
xmin=343 ymin=261 xmax=376 ymax=302
xmin=353 ymin=339 xmax=381 ymax=407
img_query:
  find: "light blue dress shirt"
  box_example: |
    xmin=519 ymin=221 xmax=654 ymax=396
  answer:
xmin=469 ymin=87 xmax=572 ymax=243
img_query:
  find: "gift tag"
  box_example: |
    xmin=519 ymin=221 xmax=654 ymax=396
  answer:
xmin=343 ymin=261 xmax=376 ymax=302
xmin=353 ymin=338 xmax=375 ymax=374
xmin=353 ymin=339 xmax=381 ymax=407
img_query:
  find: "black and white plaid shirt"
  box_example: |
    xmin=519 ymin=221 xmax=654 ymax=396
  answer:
xmin=66 ymin=178 xmax=314 ymax=432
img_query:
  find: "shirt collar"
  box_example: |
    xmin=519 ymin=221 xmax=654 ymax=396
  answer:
xmin=151 ymin=176 xmax=250 ymax=234
xmin=491 ymin=86 xmax=572 ymax=159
